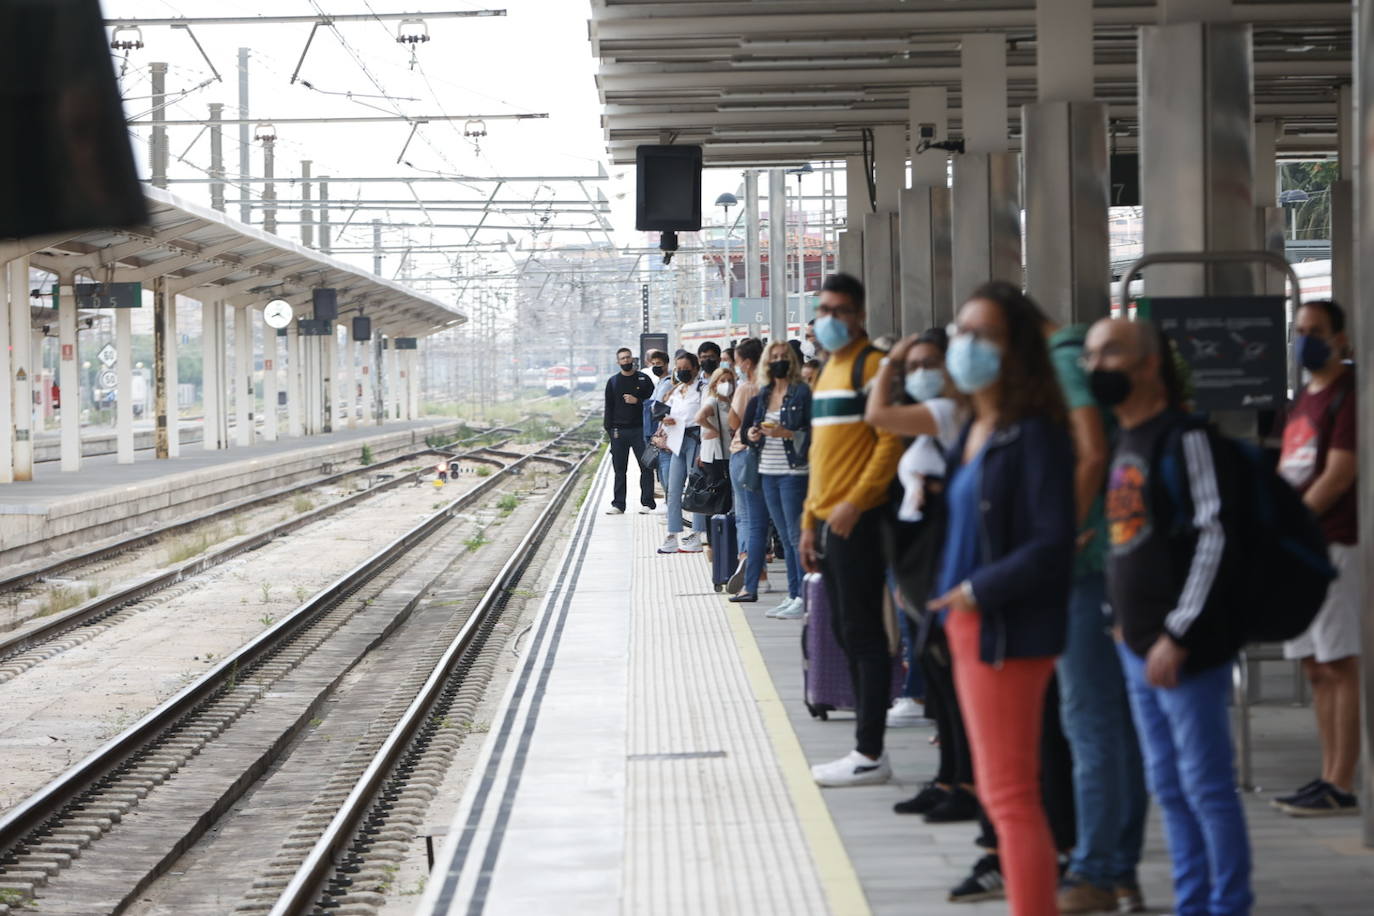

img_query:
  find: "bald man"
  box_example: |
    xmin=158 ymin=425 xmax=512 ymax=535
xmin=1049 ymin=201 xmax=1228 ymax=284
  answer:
xmin=1084 ymin=318 xmax=1252 ymax=916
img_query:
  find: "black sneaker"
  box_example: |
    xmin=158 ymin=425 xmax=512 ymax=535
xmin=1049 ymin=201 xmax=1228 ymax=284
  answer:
xmin=949 ymin=854 xmax=1004 ymax=903
xmin=893 ymin=782 xmax=948 ymax=815
xmin=1270 ymin=777 xmax=1324 ymax=808
xmin=924 ymin=786 xmax=980 ymax=824
xmin=1277 ymin=781 xmax=1359 ymax=817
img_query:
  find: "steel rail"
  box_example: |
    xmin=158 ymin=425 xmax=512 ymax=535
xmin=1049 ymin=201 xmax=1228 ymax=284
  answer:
xmin=0 ymin=424 xmax=588 ymax=860
xmin=268 ymin=443 xmax=596 ymax=915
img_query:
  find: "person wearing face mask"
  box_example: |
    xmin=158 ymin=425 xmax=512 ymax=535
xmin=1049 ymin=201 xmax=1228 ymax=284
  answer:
xmin=866 ymin=327 xmax=980 ymax=825
xmin=1084 ymin=317 xmax=1252 ymax=916
xmin=604 ymin=347 xmax=657 ymax=515
xmin=923 ymin=282 xmax=1076 ymax=916
xmin=798 ymin=273 xmax=904 ymax=787
xmin=659 ymin=351 xmax=706 ymax=554
xmin=1272 ymin=300 xmax=1361 ymax=817
xmin=738 ymin=341 xmax=812 ymax=611
xmin=643 ymin=349 xmax=674 ymax=509
xmin=697 ymin=340 xmax=722 ymax=383
xmin=695 ymin=365 xmax=737 ymax=470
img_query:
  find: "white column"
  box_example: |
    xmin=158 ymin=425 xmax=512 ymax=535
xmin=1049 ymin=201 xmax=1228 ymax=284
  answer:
xmin=323 ymin=326 xmax=336 ymax=433
xmin=388 ymin=341 xmax=401 ymax=420
xmin=962 ymin=34 xmax=1009 ymax=154
xmin=874 ymin=125 xmax=906 ymax=210
xmin=8 ymin=259 xmax=32 ymax=479
xmin=304 ymin=334 xmax=319 ymax=435
xmin=407 ymin=349 xmax=420 ymax=420
xmin=0 ymin=261 xmax=12 ymax=483
xmin=165 ymin=292 xmax=180 ymax=457
xmin=31 ymin=331 xmax=45 ymax=433
xmin=234 ymin=305 xmax=253 ymax=447
xmin=285 ymin=323 xmax=301 ymax=437
xmin=58 ymin=278 xmax=80 ymax=472
xmin=202 ymin=300 xmax=221 ymax=450
xmin=344 ymin=327 xmax=358 ymax=428
xmin=359 ymin=338 xmax=374 ymax=425
xmin=262 ymin=327 xmax=278 ymax=441
xmin=115 ymin=306 xmax=134 ymax=464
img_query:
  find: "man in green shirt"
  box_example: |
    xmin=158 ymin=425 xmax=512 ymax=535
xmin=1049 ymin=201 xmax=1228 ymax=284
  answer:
xmin=1045 ymin=320 xmax=1149 ymax=914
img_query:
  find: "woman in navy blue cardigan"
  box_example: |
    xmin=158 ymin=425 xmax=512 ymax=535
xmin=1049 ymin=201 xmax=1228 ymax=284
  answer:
xmin=926 ymin=281 xmax=1076 ymax=916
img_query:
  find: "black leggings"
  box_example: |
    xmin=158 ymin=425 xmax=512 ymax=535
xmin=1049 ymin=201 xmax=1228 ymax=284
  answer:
xmin=920 ymin=622 xmax=974 ymax=786
xmin=976 ymin=672 xmax=1077 ymax=853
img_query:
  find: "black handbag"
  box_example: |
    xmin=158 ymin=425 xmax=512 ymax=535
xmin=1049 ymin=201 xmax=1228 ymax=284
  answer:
xmin=879 ymin=482 xmax=948 ymax=621
xmin=682 ymin=462 xmax=732 ymax=515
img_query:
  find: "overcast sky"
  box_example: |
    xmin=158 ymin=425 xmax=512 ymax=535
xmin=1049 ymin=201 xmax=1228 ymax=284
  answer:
xmin=104 ymin=0 xmax=745 ymax=290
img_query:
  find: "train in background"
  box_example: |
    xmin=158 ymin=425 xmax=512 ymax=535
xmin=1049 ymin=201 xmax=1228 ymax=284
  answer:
xmin=575 ymin=365 xmax=599 ymax=392
xmin=677 ymin=319 xmax=806 ymax=355
xmin=544 ymin=366 xmax=571 ymax=397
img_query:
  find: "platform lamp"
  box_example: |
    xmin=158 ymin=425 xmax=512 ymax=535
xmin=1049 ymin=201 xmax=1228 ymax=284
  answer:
xmin=786 ymin=163 xmax=813 ymax=303
xmin=715 ymin=192 xmax=738 ymax=313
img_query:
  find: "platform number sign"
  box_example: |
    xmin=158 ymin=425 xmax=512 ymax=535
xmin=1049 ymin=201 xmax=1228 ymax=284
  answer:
xmin=51 ymin=282 xmax=143 ymax=309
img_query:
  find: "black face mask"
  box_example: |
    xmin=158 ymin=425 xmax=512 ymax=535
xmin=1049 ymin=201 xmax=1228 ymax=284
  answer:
xmin=1089 ymin=369 xmax=1132 ymax=408
xmin=618 ymin=361 xmax=634 ymax=373
xmin=700 ymin=357 xmax=720 ymax=375
xmin=768 ymin=359 xmax=790 ymax=379
xmin=675 ymin=368 xmax=694 ymax=384
xmin=651 ymin=365 xmax=666 ymax=377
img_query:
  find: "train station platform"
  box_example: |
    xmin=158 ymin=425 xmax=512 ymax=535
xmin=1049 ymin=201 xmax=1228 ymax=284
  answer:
xmin=422 ymin=455 xmax=1373 ymax=916
xmin=0 ymin=418 xmax=463 ymax=568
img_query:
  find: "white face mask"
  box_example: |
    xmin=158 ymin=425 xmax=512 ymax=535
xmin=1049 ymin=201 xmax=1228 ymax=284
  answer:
xmin=717 ymin=381 xmax=734 ymax=397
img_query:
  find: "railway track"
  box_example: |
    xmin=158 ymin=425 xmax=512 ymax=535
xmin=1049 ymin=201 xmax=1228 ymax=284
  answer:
xmin=0 ymin=425 xmax=530 ymax=675
xmin=0 ymin=421 xmax=601 ymax=914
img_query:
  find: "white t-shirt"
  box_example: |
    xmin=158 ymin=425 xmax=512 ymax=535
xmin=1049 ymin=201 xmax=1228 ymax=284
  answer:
xmin=664 ymin=382 xmax=702 ymax=455
xmin=896 ymin=397 xmax=962 ymax=521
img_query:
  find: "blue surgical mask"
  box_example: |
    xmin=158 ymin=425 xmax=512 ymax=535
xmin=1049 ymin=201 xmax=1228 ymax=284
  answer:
xmin=813 ymin=314 xmax=851 ymax=352
xmin=904 ymin=368 xmax=944 ymax=402
xmin=946 ymin=334 xmax=1002 ymax=393
xmin=1295 ymin=334 xmax=1332 ymax=373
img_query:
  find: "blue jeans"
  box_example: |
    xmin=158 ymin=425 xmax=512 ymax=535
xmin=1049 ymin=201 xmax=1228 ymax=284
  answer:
xmin=666 ymin=434 xmax=705 ymax=536
xmin=759 ymin=472 xmax=806 ymax=598
xmin=1118 ymin=645 xmax=1252 ymax=916
xmin=657 ymin=449 xmax=671 ymax=496
xmin=731 ymin=452 xmax=768 ymax=593
xmin=895 ymin=599 xmax=924 ymax=700
xmin=1057 ymin=575 xmax=1148 ymax=888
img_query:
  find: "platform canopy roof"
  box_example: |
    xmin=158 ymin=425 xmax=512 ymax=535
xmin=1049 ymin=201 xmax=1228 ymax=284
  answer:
xmin=588 ymin=0 xmax=1352 ymax=165
xmin=6 ymin=186 xmax=466 ymax=336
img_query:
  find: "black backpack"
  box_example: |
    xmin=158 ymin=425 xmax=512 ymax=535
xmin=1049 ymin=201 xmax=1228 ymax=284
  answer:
xmin=1154 ymin=419 xmax=1336 ymax=644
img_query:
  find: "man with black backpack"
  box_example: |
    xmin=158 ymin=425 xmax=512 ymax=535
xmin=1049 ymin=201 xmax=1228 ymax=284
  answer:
xmin=1273 ymin=299 xmax=1361 ymax=817
xmin=1084 ymin=318 xmax=1253 ymax=916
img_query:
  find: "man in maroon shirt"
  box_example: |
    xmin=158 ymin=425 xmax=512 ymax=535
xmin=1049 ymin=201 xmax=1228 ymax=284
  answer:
xmin=1274 ymin=300 xmax=1360 ymax=817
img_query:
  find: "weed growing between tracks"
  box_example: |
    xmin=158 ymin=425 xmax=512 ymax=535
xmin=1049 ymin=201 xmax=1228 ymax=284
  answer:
xmin=360 ymin=444 xmax=375 ymax=466
xmin=166 ymin=526 xmax=228 ymax=565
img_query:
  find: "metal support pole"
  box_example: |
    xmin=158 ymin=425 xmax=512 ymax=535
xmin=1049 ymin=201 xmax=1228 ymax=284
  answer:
xmin=768 ymin=169 xmax=787 ymax=341
xmin=263 ymin=326 xmax=278 ymax=442
xmin=202 ymin=300 xmax=220 ymax=450
xmin=323 ymin=326 xmax=335 ymax=434
xmin=8 ymin=260 xmax=32 ymax=478
xmin=262 ymin=138 xmax=277 ymax=234
xmin=344 ymin=325 xmax=357 ymax=428
xmin=166 ymin=290 xmax=179 ymax=457
xmin=237 ymin=48 xmax=251 ymax=223
xmin=209 ymin=102 xmax=225 ymax=212
xmin=360 ymin=336 xmax=374 ymax=425
xmin=745 ymin=171 xmax=761 ymax=299
xmin=115 ymin=306 xmax=134 ymax=465
xmin=150 ymin=62 xmax=169 ymax=189
xmin=319 ymin=178 xmax=331 ymax=254
xmin=234 ymin=305 xmax=253 ymax=447
xmin=1354 ymin=0 xmax=1374 ymax=847
xmin=57 ymin=275 xmax=80 ymax=472
xmin=153 ymin=277 xmax=169 ymax=459
xmin=287 ymin=322 xmax=302 ymax=437
xmin=372 ymin=220 xmax=383 ymax=274
xmin=300 ymin=160 xmax=314 ymax=248
xmin=373 ymin=336 xmax=385 ymax=425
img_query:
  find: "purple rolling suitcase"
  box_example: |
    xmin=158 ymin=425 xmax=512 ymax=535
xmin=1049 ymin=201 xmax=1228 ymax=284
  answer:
xmin=710 ymin=513 xmax=739 ymax=592
xmin=801 ymin=572 xmax=905 ymax=721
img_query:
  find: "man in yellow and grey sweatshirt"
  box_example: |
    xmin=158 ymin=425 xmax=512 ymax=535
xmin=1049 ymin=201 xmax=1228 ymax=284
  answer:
xmin=800 ymin=272 xmax=905 ymax=787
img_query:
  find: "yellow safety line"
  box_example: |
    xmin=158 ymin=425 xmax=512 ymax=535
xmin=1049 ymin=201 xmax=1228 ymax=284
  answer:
xmin=723 ymin=598 xmax=872 ymax=916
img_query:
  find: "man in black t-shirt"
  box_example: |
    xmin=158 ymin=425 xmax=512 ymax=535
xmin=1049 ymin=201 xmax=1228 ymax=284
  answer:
xmin=604 ymin=347 xmax=656 ymax=514
xmin=1084 ymin=318 xmax=1252 ymax=916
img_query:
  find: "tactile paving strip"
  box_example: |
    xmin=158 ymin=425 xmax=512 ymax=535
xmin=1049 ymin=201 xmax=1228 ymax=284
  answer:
xmin=624 ymin=511 xmax=828 ymax=915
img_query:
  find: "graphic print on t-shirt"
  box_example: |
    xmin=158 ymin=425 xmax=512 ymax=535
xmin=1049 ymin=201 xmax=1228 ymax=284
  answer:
xmin=1278 ymin=413 xmax=1319 ymax=490
xmin=1106 ymin=455 xmax=1152 ymax=555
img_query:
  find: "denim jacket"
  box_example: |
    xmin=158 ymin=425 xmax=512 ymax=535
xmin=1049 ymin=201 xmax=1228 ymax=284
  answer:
xmin=742 ymin=382 xmax=812 ymax=468
xmin=944 ymin=415 xmax=1075 ymax=665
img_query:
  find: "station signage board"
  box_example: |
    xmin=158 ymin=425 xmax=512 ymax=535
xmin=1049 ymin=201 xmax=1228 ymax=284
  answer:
xmin=394 ymin=337 xmax=418 ymax=350
xmin=51 ymin=282 xmax=143 ymax=309
xmin=729 ymin=295 xmax=819 ymax=326
xmin=1144 ymin=296 xmax=1287 ymax=410
xmin=298 ymin=319 xmax=332 ymax=336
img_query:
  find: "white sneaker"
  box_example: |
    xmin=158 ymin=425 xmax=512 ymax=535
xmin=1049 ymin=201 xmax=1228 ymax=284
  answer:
xmin=657 ymin=534 xmax=679 ymax=554
xmin=765 ymin=597 xmax=794 ymax=618
xmin=605 ymin=506 xmax=625 ymax=515
xmin=638 ymin=505 xmax=655 ymax=514
xmin=886 ymin=697 xmax=926 ymax=728
xmin=678 ymin=532 xmax=703 ymax=553
xmin=652 ymin=505 xmax=667 ymax=515
xmin=811 ymin=750 xmax=892 ymax=787
xmin=773 ymin=597 xmax=804 ymax=620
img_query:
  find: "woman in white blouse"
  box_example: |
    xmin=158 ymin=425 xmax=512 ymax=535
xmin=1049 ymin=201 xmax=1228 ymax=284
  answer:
xmin=658 ymin=351 xmax=704 ymax=554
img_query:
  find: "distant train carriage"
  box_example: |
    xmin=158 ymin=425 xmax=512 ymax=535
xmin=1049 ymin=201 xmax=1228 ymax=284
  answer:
xmin=677 ymin=319 xmax=804 ymax=356
xmin=545 ymin=366 xmax=571 ymax=396
xmin=575 ymin=365 xmax=598 ymax=392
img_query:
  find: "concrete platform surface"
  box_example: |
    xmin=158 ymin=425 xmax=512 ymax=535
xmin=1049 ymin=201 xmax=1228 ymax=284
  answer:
xmin=423 ymin=452 xmax=1374 ymax=915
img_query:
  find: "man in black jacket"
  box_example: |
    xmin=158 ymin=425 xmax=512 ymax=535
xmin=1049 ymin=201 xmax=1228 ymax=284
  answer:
xmin=1084 ymin=318 xmax=1252 ymax=916
xmin=604 ymin=347 xmax=656 ymax=514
